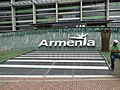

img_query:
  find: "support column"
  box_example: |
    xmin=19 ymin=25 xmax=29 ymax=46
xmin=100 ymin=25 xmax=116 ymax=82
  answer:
xmin=11 ymin=0 xmax=16 ymax=31
xmin=106 ymin=0 xmax=109 ymax=20
xmin=80 ymin=0 xmax=82 ymax=21
xmin=32 ymin=0 xmax=36 ymax=24
xmin=106 ymin=0 xmax=109 ymax=27
xmin=56 ymin=1 xmax=58 ymax=22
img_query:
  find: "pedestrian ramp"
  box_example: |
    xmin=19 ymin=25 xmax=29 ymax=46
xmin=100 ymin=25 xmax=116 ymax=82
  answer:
xmin=0 ymin=51 xmax=112 ymax=78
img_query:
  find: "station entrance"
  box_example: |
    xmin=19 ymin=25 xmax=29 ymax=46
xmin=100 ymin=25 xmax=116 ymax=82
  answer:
xmin=0 ymin=28 xmax=119 ymax=77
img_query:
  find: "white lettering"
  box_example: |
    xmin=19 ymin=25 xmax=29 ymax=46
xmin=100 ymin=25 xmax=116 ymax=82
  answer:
xmin=75 ymin=40 xmax=83 ymax=46
xmin=38 ymin=33 xmax=96 ymax=47
xmin=38 ymin=40 xmax=48 ymax=47
xmin=87 ymin=40 xmax=95 ymax=46
xmin=67 ymin=40 xmax=74 ymax=46
xmin=83 ymin=37 xmax=87 ymax=46
xmin=49 ymin=41 xmax=55 ymax=46
xmin=54 ymin=41 xmax=66 ymax=47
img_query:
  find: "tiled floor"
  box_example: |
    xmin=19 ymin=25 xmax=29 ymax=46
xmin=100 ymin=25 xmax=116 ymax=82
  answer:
xmin=0 ymin=77 xmax=120 ymax=90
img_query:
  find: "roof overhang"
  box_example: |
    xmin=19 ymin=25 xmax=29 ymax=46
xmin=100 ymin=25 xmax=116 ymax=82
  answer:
xmin=31 ymin=20 xmax=113 ymax=28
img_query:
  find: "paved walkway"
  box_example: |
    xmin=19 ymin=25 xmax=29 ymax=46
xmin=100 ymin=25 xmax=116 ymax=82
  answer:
xmin=0 ymin=77 xmax=120 ymax=90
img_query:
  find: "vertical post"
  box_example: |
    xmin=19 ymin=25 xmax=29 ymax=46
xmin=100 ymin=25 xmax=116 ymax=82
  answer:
xmin=32 ymin=0 xmax=36 ymax=24
xmin=32 ymin=0 xmax=37 ymax=29
xmin=80 ymin=0 xmax=82 ymax=21
xmin=106 ymin=0 xmax=109 ymax=20
xmin=11 ymin=0 xmax=16 ymax=31
xmin=106 ymin=0 xmax=109 ymax=27
xmin=56 ymin=1 xmax=58 ymax=22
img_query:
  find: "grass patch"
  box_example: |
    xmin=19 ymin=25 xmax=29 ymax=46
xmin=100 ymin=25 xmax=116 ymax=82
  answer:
xmin=101 ymin=52 xmax=110 ymax=62
xmin=0 ymin=50 xmax=30 ymax=63
xmin=101 ymin=52 xmax=110 ymax=60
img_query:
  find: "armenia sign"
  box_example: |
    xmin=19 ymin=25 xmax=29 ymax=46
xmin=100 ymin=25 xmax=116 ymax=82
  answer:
xmin=38 ymin=33 xmax=95 ymax=47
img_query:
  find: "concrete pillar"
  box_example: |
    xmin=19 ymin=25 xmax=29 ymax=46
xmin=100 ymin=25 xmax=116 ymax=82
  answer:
xmin=106 ymin=0 xmax=109 ymax=27
xmin=80 ymin=0 xmax=82 ymax=21
xmin=56 ymin=1 xmax=58 ymax=22
xmin=11 ymin=0 xmax=16 ymax=31
xmin=32 ymin=0 xmax=36 ymax=24
xmin=106 ymin=0 xmax=109 ymax=20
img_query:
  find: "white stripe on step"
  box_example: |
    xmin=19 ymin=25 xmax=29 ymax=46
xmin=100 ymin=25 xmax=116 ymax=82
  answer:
xmin=0 ymin=65 xmax=109 ymax=70
xmin=8 ymin=60 xmax=105 ymax=63
xmin=15 ymin=57 xmax=103 ymax=59
xmin=0 ymin=75 xmax=113 ymax=78
xmin=21 ymin=54 xmax=101 ymax=57
xmin=27 ymin=53 xmax=100 ymax=55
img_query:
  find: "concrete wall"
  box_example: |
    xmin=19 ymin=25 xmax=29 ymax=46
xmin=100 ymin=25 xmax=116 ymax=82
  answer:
xmin=0 ymin=28 xmax=119 ymax=51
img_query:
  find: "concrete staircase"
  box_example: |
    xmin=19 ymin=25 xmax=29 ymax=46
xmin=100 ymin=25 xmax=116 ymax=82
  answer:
xmin=0 ymin=51 xmax=111 ymax=77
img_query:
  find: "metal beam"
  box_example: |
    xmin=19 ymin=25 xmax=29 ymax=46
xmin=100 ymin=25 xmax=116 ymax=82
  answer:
xmin=58 ymin=0 xmax=80 ymax=4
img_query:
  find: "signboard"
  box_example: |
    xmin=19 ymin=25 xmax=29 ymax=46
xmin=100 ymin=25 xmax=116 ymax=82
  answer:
xmin=39 ymin=33 xmax=95 ymax=47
